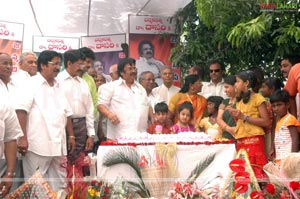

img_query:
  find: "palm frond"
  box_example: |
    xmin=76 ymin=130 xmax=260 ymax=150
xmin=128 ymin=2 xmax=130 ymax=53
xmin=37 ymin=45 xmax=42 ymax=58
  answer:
xmin=102 ymin=146 xmax=142 ymax=178
xmin=102 ymin=146 xmax=150 ymax=197
xmin=127 ymin=181 xmax=150 ymax=197
xmin=186 ymin=153 xmax=216 ymax=184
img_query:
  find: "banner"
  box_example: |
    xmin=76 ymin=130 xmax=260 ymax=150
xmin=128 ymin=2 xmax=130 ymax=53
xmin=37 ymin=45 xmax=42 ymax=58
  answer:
xmin=81 ymin=34 xmax=125 ymax=53
xmin=33 ymin=36 xmax=80 ymax=53
xmin=81 ymin=34 xmax=126 ymax=75
xmin=129 ymin=15 xmax=176 ymax=34
xmin=0 ymin=20 xmax=24 ymax=72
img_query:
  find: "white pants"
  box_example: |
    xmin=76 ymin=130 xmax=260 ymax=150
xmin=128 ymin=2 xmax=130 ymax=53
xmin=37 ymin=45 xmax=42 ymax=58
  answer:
xmin=23 ymin=151 xmax=66 ymax=192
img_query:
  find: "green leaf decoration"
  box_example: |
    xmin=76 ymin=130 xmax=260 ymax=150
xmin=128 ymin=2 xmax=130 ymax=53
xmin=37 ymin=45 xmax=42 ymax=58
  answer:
xmin=186 ymin=153 xmax=216 ymax=184
xmin=102 ymin=146 xmax=150 ymax=197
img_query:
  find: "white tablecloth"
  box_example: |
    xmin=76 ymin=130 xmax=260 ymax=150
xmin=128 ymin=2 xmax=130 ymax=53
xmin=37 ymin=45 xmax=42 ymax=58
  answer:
xmin=97 ymin=143 xmax=236 ymax=187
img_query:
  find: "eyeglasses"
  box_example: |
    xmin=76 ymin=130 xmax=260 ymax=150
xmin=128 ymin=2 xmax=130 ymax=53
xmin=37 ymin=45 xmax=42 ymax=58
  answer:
xmin=48 ymin=61 xmax=62 ymax=67
xmin=0 ymin=61 xmax=13 ymax=66
xmin=210 ymin=69 xmax=221 ymax=73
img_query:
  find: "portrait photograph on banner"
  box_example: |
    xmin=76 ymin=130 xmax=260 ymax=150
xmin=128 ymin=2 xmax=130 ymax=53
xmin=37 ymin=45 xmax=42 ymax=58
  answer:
xmin=128 ymin=15 xmax=179 ymax=86
xmin=81 ymin=34 xmax=126 ymax=77
xmin=129 ymin=34 xmax=177 ymax=86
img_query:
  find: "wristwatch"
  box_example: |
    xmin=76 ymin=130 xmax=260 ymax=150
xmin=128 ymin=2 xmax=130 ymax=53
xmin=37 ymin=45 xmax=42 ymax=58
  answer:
xmin=243 ymin=115 xmax=250 ymax=123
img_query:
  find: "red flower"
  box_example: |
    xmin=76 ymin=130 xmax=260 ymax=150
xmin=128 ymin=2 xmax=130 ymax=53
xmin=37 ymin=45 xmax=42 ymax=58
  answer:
xmin=91 ymin=179 xmax=97 ymax=186
xmin=266 ymin=183 xmax=275 ymax=195
xmin=104 ymin=186 xmax=110 ymax=193
xmin=97 ymin=181 xmax=103 ymax=187
xmin=234 ymin=182 xmax=248 ymax=193
xmin=250 ymin=191 xmax=264 ymax=199
xmin=229 ymin=158 xmax=245 ymax=172
xmin=102 ymin=196 xmax=106 ymax=199
xmin=289 ymin=181 xmax=300 ymax=191
xmin=235 ymin=171 xmax=250 ymax=185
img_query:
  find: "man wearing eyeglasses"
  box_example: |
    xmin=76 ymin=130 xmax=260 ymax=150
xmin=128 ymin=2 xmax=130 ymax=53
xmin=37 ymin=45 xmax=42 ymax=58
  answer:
xmin=15 ymin=50 xmax=76 ymax=191
xmin=136 ymin=40 xmax=165 ymax=85
xmin=200 ymin=60 xmax=228 ymax=99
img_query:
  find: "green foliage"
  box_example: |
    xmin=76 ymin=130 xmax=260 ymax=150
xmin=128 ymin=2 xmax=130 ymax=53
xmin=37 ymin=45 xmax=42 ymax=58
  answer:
xmin=186 ymin=153 xmax=215 ymax=184
xmin=170 ymin=0 xmax=300 ymax=80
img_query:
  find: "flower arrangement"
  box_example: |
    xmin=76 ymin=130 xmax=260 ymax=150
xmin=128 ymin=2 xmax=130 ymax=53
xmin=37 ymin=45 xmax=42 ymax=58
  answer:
xmin=167 ymin=180 xmax=221 ymax=199
xmin=221 ymin=150 xmax=300 ymax=199
xmin=85 ymin=179 xmax=111 ymax=199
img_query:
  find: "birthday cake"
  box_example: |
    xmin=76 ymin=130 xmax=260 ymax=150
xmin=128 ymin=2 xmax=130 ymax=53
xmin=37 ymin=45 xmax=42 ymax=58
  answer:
xmin=117 ymin=132 xmax=214 ymax=144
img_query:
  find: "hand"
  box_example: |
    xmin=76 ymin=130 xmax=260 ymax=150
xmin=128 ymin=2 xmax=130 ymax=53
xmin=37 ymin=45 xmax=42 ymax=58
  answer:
xmin=17 ymin=136 xmax=29 ymax=156
xmin=85 ymin=137 xmax=94 ymax=151
xmin=68 ymin=137 xmax=76 ymax=155
xmin=227 ymin=107 xmax=244 ymax=120
xmin=107 ymin=112 xmax=120 ymax=125
xmin=0 ymin=175 xmax=13 ymax=197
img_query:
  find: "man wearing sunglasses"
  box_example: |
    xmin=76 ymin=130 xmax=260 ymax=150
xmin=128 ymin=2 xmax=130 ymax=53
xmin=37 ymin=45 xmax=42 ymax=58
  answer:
xmin=200 ymin=60 xmax=228 ymax=99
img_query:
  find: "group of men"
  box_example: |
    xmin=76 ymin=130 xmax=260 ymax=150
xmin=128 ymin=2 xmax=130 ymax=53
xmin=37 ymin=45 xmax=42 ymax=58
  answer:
xmin=0 ymin=48 xmax=101 ymax=195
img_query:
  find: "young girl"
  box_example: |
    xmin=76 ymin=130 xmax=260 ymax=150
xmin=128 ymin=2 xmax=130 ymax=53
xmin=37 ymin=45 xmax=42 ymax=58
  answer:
xmin=171 ymin=101 xmax=195 ymax=133
xmin=196 ymin=96 xmax=224 ymax=139
xmin=260 ymin=77 xmax=283 ymax=158
xmin=269 ymin=89 xmax=299 ymax=163
xmin=217 ymin=75 xmax=237 ymax=140
xmin=228 ymin=70 xmax=270 ymax=180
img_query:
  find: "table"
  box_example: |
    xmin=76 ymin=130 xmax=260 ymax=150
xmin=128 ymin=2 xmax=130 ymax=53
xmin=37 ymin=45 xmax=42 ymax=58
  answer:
xmin=97 ymin=143 xmax=236 ymax=189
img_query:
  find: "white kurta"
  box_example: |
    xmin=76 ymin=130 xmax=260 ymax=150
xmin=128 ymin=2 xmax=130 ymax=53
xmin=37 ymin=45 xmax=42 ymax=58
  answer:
xmin=152 ymin=84 xmax=180 ymax=105
xmin=98 ymin=78 xmax=149 ymax=139
xmin=0 ymin=80 xmax=23 ymax=157
xmin=200 ymin=80 xmax=228 ymax=99
xmin=15 ymin=73 xmax=72 ymax=156
xmin=57 ymin=70 xmax=95 ymax=136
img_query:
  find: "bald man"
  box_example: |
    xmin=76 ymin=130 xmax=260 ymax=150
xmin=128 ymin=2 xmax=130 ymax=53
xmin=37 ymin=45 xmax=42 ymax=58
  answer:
xmin=109 ymin=64 xmax=119 ymax=81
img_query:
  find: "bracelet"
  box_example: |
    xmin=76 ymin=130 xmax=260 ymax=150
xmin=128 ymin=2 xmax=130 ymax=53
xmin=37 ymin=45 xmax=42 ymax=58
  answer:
xmin=69 ymin=135 xmax=75 ymax=139
xmin=6 ymin=171 xmax=16 ymax=177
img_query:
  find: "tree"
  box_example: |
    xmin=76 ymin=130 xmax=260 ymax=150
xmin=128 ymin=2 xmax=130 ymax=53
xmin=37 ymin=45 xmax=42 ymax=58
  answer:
xmin=170 ymin=0 xmax=300 ymax=80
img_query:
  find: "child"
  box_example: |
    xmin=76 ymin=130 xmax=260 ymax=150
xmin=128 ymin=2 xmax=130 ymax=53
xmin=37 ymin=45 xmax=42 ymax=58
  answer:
xmin=228 ymin=70 xmax=270 ymax=180
xmin=261 ymin=77 xmax=283 ymax=98
xmin=171 ymin=101 xmax=195 ymax=133
xmin=147 ymin=102 xmax=172 ymax=134
xmin=196 ymin=96 xmax=224 ymax=138
xmin=260 ymin=77 xmax=283 ymax=159
xmin=269 ymin=89 xmax=299 ymax=163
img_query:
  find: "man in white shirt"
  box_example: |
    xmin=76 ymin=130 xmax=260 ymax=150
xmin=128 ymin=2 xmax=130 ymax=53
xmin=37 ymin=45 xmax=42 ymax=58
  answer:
xmin=15 ymin=50 xmax=76 ymax=191
xmin=58 ymin=50 xmax=95 ymax=164
xmin=136 ymin=40 xmax=164 ymax=85
xmin=0 ymin=52 xmax=23 ymax=197
xmin=98 ymin=58 xmax=149 ymax=140
xmin=200 ymin=60 xmax=227 ymax=99
xmin=139 ymin=71 xmax=156 ymax=107
xmin=152 ymin=66 xmax=180 ymax=105
xmin=12 ymin=52 xmax=37 ymax=79
xmin=1 ymin=52 xmax=37 ymax=192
